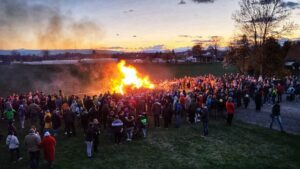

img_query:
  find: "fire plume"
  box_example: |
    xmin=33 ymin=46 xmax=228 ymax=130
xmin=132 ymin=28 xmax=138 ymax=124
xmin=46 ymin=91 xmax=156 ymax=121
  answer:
xmin=111 ymin=60 xmax=154 ymax=94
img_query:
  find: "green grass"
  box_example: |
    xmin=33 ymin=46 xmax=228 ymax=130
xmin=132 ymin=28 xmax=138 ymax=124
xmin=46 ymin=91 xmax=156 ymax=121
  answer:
xmin=1 ymin=119 xmax=299 ymax=169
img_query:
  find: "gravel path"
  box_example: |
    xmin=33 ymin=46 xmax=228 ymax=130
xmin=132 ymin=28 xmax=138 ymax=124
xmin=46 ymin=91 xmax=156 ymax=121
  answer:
xmin=235 ymin=96 xmax=300 ymax=135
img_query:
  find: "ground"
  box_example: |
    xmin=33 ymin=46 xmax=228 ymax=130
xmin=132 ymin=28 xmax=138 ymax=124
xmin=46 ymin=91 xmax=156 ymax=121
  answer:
xmin=1 ymin=114 xmax=300 ymax=169
xmin=236 ymin=96 xmax=300 ymax=135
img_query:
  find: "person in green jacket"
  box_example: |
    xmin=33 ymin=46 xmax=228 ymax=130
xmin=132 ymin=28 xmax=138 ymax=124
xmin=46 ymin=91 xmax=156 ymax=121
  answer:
xmin=5 ymin=108 xmax=16 ymax=123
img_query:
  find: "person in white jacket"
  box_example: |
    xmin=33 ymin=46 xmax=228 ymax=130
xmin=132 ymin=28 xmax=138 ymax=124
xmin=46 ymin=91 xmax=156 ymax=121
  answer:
xmin=6 ymin=131 xmax=23 ymax=162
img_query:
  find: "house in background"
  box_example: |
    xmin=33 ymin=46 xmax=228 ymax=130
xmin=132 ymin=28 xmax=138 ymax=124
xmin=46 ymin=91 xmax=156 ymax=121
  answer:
xmin=285 ymin=43 xmax=300 ymax=75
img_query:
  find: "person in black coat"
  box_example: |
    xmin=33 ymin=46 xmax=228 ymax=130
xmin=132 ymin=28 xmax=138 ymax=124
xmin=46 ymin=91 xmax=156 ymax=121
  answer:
xmin=255 ymin=91 xmax=262 ymax=111
xmin=270 ymin=101 xmax=284 ymax=132
xmin=63 ymin=109 xmax=76 ymax=136
xmin=200 ymin=104 xmax=209 ymax=136
xmin=163 ymin=100 xmax=172 ymax=128
xmin=243 ymin=94 xmax=250 ymax=109
xmin=188 ymin=99 xmax=197 ymax=124
xmin=52 ymin=109 xmax=61 ymax=137
xmin=85 ymin=123 xmax=94 ymax=158
xmin=100 ymin=102 xmax=110 ymax=129
xmin=92 ymin=119 xmax=100 ymax=153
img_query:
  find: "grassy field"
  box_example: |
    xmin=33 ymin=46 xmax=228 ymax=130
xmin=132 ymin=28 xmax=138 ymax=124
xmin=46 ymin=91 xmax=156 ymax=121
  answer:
xmin=0 ymin=62 xmax=237 ymax=96
xmin=0 ymin=119 xmax=299 ymax=169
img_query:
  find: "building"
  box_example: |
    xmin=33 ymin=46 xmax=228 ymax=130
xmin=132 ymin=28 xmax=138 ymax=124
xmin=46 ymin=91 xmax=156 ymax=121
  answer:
xmin=285 ymin=43 xmax=300 ymax=74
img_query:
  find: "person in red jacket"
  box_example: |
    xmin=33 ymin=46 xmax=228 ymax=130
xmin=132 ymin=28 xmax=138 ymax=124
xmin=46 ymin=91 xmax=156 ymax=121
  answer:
xmin=226 ymin=97 xmax=235 ymax=126
xmin=40 ymin=131 xmax=56 ymax=169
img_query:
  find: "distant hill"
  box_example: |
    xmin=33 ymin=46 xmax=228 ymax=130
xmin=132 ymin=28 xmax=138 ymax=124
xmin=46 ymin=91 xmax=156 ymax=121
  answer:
xmin=0 ymin=49 xmax=122 ymax=56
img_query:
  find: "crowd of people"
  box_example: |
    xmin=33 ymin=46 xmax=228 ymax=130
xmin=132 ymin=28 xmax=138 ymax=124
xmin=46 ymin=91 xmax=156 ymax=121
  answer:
xmin=1 ymin=74 xmax=299 ymax=169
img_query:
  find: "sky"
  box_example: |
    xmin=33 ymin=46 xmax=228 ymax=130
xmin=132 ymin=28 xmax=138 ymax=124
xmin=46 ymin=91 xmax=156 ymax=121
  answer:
xmin=0 ymin=0 xmax=299 ymax=51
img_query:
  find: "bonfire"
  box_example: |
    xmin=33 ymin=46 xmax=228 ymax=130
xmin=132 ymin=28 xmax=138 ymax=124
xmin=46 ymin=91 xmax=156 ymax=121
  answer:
xmin=111 ymin=60 xmax=155 ymax=94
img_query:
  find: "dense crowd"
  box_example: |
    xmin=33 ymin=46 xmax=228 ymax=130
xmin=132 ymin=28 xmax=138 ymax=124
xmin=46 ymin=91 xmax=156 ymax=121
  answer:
xmin=1 ymin=74 xmax=299 ymax=169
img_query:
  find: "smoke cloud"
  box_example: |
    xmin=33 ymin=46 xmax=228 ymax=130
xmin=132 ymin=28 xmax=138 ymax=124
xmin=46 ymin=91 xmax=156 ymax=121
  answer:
xmin=0 ymin=0 xmax=103 ymax=49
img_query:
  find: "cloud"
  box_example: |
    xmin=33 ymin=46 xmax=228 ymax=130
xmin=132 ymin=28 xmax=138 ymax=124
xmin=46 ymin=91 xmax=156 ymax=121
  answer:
xmin=0 ymin=0 xmax=103 ymax=49
xmin=141 ymin=45 xmax=165 ymax=53
xmin=178 ymin=35 xmax=202 ymax=38
xmin=191 ymin=0 xmax=215 ymax=3
xmin=123 ymin=9 xmax=134 ymax=13
xmin=259 ymin=0 xmax=300 ymax=9
xmin=108 ymin=46 xmax=123 ymax=50
xmin=282 ymin=1 xmax=300 ymax=9
xmin=178 ymin=0 xmax=215 ymax=5
xmin=179 ymin=35 xmax=192 ymax=38
xmin=192 ymin=39 xmax=213 ymax=43
xmin=178 ymin=0 xmax=187 ymax=5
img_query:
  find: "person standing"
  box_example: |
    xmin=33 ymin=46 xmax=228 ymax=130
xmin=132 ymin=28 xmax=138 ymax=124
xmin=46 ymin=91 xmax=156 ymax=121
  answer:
xmin=255 ymin=91 xmax=262 ymax=111
xmin=188 ymin=98 xmax=197 ymax=123
xmin=92 ymin=119 xmax=100 ymax=153
xmin=243 ymin=94 xmax=250 ymax=109
xmin=200 ymin=104 xmax=209 ymax=136
xmin=139 ymin=112 xmax=149 ymax=138
xmin=111 ymin=115 xmax=124 ymax=144
xmin=44 ymin=110 xmax=52 ymax=133
xmin=226 ymin=97 xmax=235 ymax=126
xmin=52 ymin=109 xmax=61 ymax=137
xmin=18 ymin=101 xmax=27 ymax=130
xmin=40 ymin=132 xmax=56 ymax=169
xmin=28 ymin=101 xmax=42 ymax=127
xmin=6 ymin=131 xmax=23 ymax=163
xmin=163 ymin=100 xmax=172 ymax=128
xmin=63 ymin=107 xmax=76 ymax=136
xmin=151 ymin=100 xmax=162 ymax=128
xmin=124 ymin=113 xmax=135 ymax=141
xmin=270 ymin=101 xmax=284 ymax=132
xmin=4 ymin=107 xmax=16 ymax=123
xmin=174 ymin=100 xmax=183 ymax=128
xmin=277 ymin=84 xmax=284 ymax=102
xmin=25 ymin=128 xmax=41 ymax=169
xmin=85 ymin=123 xmax=94 ymax=158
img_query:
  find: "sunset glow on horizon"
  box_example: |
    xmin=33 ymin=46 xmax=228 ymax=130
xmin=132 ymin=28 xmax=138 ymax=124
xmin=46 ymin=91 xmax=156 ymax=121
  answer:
xmin=0 ymin=0 xmax=299 ymax=51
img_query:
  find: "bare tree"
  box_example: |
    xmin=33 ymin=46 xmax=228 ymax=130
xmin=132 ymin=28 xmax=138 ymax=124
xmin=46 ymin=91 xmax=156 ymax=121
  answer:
xmin=233 ymin=0 xmax=296 ymax=74
xmin=210 ymin=36 xmax=222 ymax=61
xmin=233 ymin=0 xmax=294 ymax=46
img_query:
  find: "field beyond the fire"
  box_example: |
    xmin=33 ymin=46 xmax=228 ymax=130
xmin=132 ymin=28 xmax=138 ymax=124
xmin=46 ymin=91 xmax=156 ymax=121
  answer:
xmin=0 ymin=62 xmax=237 ymax=96
xmin=0 ymin=120 xmax=299 ymax=169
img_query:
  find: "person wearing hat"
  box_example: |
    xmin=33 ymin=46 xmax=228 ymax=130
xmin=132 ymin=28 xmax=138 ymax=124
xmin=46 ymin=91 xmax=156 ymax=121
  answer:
xmin=226 ymin=97 xmax=235 ymax=126
xmin=40 ymin=131 xmax=56 ymax=169
xmin=24 ymin=128 xmax=41 ymax=169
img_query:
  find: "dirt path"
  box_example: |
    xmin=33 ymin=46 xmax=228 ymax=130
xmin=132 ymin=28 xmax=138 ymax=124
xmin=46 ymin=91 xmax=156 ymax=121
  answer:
xmin=235 ymin=96 xmax=300 ymax=135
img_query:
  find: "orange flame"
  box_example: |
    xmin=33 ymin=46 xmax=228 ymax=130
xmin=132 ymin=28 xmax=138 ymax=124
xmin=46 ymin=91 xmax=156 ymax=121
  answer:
xmin=111 ymin=60 xmax=154 ymax=94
